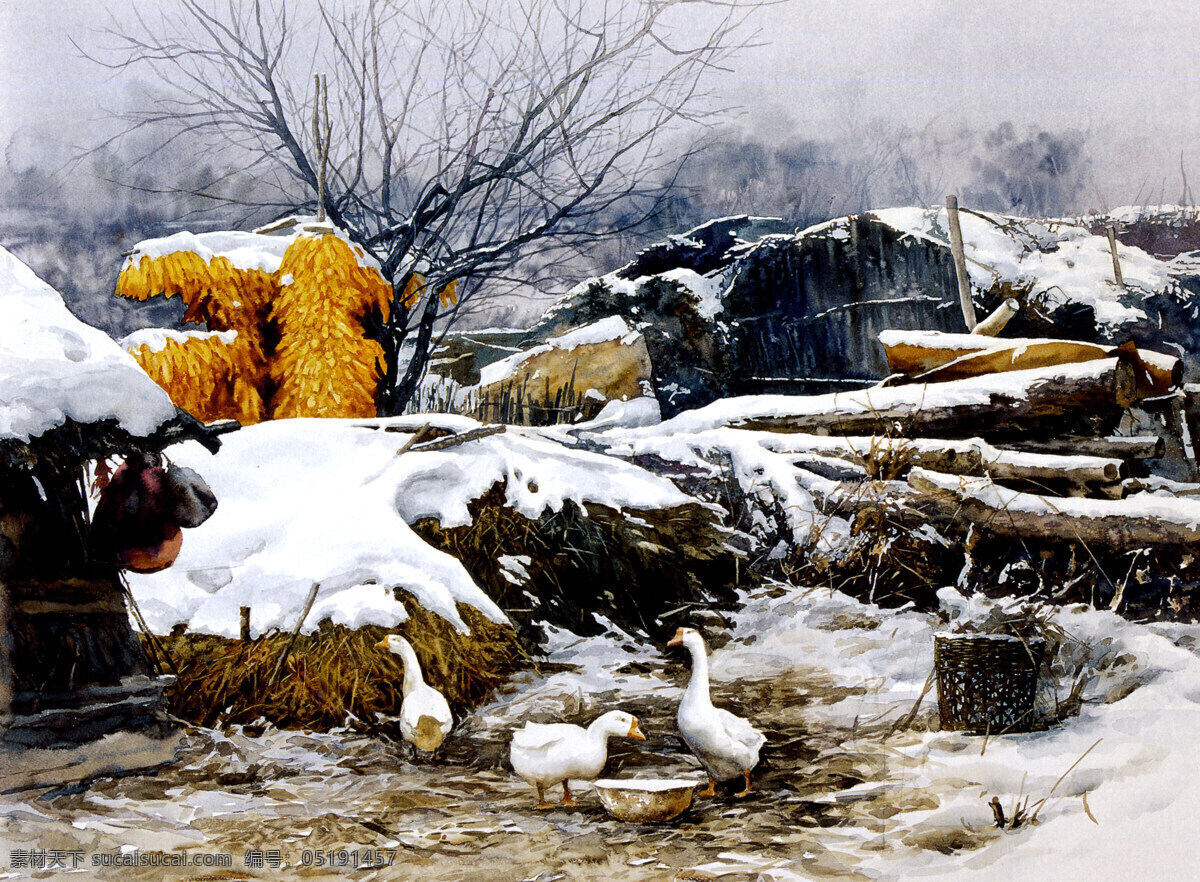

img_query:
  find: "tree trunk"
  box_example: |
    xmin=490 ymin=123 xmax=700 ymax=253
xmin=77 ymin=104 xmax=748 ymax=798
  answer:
xmin=386 ymin=282 xmax=443 ymax=415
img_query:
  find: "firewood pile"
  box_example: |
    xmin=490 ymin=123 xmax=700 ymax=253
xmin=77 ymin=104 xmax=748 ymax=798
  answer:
xmin=721 ymin=328 xmax=1200 ymax=555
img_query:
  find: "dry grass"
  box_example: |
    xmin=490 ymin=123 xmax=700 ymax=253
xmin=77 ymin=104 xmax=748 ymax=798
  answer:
xmin=149 ymin=594 xmax=525 ymax=731
xmin=413 ymin=483 xmax=745 ymax=643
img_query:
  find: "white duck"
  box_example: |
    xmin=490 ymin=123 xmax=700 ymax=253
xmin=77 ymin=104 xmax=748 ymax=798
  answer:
xmin=668 ymin=626 xmax=765 ymax=798
xmin=509 ymin=711 xmax=646 ymax=809
xmin=375 ymin=635 xmax=453 ymax=757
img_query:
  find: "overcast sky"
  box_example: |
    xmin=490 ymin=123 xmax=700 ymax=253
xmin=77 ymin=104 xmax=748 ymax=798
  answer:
xmin=2 ymin=0 xmax=1198 ymax=204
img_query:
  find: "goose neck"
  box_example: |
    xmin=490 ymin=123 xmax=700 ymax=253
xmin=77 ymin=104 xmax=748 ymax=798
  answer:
xmin=683 ymin=639 xmax=712 ymax=704
xmin=586 ymin=714 xmax=619 ymax=743
xmin=396 ymin=642 xmax=424 ymax=694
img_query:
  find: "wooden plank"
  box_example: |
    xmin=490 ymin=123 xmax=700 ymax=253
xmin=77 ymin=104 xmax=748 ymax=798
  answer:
xmin=1001 ymin=435 xmax=1164 ymax=460
xmin=946 ymin=195 xmax=978 ymax=330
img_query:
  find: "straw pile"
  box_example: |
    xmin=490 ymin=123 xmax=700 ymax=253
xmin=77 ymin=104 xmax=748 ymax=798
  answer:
xmin=149 ymin=594 xmax=524 ymax=731
xmin=413 ymin=483 xmax=747 ymax=643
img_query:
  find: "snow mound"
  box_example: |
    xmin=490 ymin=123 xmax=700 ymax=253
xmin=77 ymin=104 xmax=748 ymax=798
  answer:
xmin=127 ymin=230 xmax=294 ymax=274
xmin=129 ymin=417 xmax=693 ymax=638
xmin=0 ymin=245 xmax=178 ymax=441
xmin=126 ymin=217 xmax=383 ymax=275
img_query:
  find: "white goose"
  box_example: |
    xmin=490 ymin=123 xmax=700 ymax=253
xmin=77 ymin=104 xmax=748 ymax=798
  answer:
xmin=509 ymin=710 xmax=646 ymax=809
xmin=375 ymin=635 xmax=453 ymax=756
xmin=668 ymin=626 xmax=765 ymax=798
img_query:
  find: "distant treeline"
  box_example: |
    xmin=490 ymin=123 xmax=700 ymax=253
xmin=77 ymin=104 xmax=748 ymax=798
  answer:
xmin=0 ymin=120 xmax=1152 ymax=337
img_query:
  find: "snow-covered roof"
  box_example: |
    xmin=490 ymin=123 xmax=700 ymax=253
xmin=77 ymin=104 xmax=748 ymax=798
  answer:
xmin=0 ymin=245 xmax=178 ymax=442
xmin=868 ymin=207 xmax=1174 ymax=328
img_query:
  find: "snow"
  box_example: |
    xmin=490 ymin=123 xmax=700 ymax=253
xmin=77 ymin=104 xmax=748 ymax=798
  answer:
xmin=130 ymin=417 xmax=692 ymax=637
xmin=127 ymin=230 xmax=293 ymax=274
xmin=126 ymin=218 xmax=383 ymax=275
xmin=655 ymin=267 xmax=727 ymax=320
xmin=478 ymin=315 xmax=641 ymax=388
xmin=598 ymin=424 xmax=846 ymax=549
xmin=869 ymin=207 xmax=1175 ymax=328
xmin=120 ymin=328 xmax=238 ymax=354
xmin=393 ymin=422 xmax=691 ymax=527
xmin=911 ymin=466 xmax=1200 ymax=527
xmin=0 ymin=245 xmax=178 ymax=442
xmin=689 ymin=584 xmax=1200 ymax=880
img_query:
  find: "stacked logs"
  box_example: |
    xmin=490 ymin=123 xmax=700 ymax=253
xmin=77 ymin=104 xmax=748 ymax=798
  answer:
xmin=716 ymin=329 xmax=1200 ymax=554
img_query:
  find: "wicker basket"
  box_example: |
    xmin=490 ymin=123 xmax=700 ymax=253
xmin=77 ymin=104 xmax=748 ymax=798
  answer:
xmin=934 ymin=633 xmax=1044 ymax=734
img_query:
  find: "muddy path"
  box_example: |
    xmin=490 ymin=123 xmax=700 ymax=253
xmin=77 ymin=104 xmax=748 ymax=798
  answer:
xmin=0 ymin=645 xmax=996 ymax=882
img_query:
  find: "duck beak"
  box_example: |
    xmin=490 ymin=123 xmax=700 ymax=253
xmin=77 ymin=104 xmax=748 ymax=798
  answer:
xmin=666 ymin=627 xmax=685 ymax=648
xmin=628 ymin=718 xmax=646 ymax=741
xmin=374 ymin=638 xmax=389 ymax=650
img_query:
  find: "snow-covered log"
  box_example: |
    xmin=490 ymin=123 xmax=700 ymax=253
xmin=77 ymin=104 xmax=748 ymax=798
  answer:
xmin=1001 ymin=434 xmax=1165 ymax=461
xmin=757 ymin=434 xmax=985 ymax=477
xmin=983 ymin=446 xmax=1125 ymax=484
xmin=758 ymin=434 xmax=1124 ymax=485
xmin=878 ymin=330 xmax=1180 ymax=397
xmin=720 ymin=358 xmax=1138 ymax=439
xmin=907 ymin=467 xmax=1200 ymax=549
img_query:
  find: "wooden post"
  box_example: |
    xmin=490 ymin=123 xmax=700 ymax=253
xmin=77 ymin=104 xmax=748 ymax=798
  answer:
xmin=1183 ymin=384 xmax=1200 ymax=475
xmin=1107 ymin=226 xmax=1124 ymax=287
xmin=268 ymin=582 xmax=321 ymax=687
xmin=239 ymin=606 xmax=251 ymax=641
xmin=946 ymin=195 xmax=977 ymax=331
xmin=312 ymin=74 xmax=330 ymax=223
xmin=0 ymin=579 xmax=12 ymax=723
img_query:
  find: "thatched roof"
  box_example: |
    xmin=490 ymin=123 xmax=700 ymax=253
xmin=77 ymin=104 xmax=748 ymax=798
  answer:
xmin=0 ymin=245 xmax=224 ymax=470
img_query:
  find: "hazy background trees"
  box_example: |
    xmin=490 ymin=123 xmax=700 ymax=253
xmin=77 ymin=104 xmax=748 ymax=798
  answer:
xmin=74 ymin=0 xmax=764 ymax=412
xmin=0 ymin=0 xmax=1178 ymax=362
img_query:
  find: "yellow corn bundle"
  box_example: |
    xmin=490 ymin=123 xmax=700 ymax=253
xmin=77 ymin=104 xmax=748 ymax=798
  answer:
xmin=269 ymin=233 xmax=392 ymax=418
xmin=117 ymin=251 xmax=275 ymax=350
xmin=400 ymin=272 xmax=457 ymax=310
xmin=128 ymin=334 xmax=267 ymax=424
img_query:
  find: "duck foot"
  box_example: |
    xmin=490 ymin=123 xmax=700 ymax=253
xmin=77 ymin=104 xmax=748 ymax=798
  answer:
xmin=734 ymin=770 xmax=753 ymax=798
xmin=696 ymin=775 xmax=717 ymax=798
xmin=534 ymin=802 xmax=557 ymax=810
xmin=560 ymin=781 xmax=579 ymax=807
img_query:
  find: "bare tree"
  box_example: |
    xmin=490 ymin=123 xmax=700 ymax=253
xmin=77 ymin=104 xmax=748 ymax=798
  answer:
xmin=86 ymin=0 xmax=759 ymax=413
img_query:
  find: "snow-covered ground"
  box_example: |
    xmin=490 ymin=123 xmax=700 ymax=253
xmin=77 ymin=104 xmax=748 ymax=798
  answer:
xmin=4 ymin=580 xmax=1198 ymax=880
